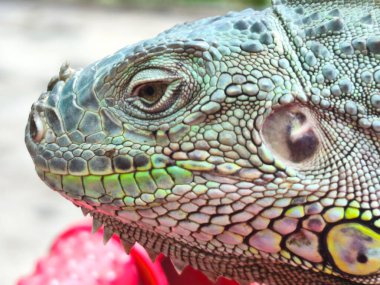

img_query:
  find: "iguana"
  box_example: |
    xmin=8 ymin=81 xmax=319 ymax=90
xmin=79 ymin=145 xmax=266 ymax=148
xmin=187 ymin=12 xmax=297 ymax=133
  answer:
xmin=25 ymin=0 xmax=380 ymax=284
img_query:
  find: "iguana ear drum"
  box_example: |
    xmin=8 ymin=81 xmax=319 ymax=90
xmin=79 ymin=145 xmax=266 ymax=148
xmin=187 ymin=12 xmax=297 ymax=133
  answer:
xmin=262 ymin=104 xmax=321 ymax=164
xmin=327 ymin=223 xmax=380 ymax=276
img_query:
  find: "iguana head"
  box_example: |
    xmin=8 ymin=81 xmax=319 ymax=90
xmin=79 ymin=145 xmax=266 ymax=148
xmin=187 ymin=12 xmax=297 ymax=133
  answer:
xmin=25 ymin=1 xmax=380 ymax=284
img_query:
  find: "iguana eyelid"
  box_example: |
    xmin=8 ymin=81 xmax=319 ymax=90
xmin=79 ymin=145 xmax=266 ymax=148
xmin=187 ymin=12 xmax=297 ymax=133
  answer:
xmin=125 ymin=68 xmax=181 ymax=96
xmin=128 ymin=79 xmax=181 ymax=113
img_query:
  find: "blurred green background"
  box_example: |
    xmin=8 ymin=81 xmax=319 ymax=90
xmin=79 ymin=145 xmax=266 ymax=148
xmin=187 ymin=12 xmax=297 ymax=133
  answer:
xmin=33 ymin=0 xmax=271 ymax=9
xmin=94 ymin=0 xmax=270 ymax=9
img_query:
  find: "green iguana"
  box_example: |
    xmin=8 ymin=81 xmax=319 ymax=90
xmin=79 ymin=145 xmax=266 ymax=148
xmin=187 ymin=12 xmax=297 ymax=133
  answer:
xmin=25 ymin=1 xmax=380 ymax=284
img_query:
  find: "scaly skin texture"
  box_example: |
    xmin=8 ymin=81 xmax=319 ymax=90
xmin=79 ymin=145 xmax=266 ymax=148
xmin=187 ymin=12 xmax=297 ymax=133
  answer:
xmin=25 ymin=1 xmax=380 ymax=284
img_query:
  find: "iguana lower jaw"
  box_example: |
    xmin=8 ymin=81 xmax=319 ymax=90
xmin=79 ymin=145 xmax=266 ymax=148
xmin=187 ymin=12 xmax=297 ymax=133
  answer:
xmin=72 ymin=205 xmax=324 ymax=285
xmin=25 ymin=1 xmax=380 ymax=285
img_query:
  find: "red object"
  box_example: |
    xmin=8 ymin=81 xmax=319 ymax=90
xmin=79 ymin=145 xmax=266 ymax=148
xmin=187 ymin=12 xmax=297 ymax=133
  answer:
xmin=18 ymin=220 xmax=256 ymax=285
xmin=17 ymin=221 xmax=140 ymax=285
xmin=159 ymin=256 xmax=240 ymax=285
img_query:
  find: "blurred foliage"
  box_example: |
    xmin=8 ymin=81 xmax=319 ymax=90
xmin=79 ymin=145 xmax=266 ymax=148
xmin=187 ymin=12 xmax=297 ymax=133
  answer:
xmin=75 ymin=0 xmax=271 ymax=10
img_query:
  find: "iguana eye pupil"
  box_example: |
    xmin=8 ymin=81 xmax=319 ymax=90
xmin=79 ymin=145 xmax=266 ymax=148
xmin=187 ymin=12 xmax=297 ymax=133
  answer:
xmin=143 ymin=85 xmax=155 ymax=96
xmin=135 ymin=83 xmax=167 ymax=105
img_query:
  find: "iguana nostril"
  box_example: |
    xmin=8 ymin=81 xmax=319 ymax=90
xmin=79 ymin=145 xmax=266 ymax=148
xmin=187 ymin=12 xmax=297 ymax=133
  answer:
xmin=29 ymin=112 xmax=45 ymax=143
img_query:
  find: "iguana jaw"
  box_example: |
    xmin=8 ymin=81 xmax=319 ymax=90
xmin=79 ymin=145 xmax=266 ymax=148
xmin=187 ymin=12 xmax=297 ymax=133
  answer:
xmin=76 ymin=206 xmax=360 ymax=285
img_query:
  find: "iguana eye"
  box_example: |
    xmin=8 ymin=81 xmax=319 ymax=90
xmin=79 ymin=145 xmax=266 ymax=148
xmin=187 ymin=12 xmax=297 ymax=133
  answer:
xmin=124 ymin=68 xmax=181 ymax=115
xmin=262 ymin=105 xmax=320 ymax=164
xmin=132 ymin=82 xmax=168 ymax=106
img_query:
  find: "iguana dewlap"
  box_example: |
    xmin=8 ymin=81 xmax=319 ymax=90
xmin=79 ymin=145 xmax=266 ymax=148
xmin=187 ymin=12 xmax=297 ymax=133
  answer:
xmin=25 ymin=1 xmax=380 ymax=284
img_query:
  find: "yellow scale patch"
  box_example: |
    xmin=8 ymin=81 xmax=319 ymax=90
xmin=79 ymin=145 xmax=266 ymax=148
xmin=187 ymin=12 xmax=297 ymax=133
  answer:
xmin=49 ymin=165 xmax=194 ymax=207
xmin=327 ymin=223 xmax=380 ymax=276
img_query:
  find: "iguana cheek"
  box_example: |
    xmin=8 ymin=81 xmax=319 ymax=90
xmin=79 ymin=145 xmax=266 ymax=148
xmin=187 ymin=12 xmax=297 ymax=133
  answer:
xmin=327 ymin=223 xmax=380 ymax=276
